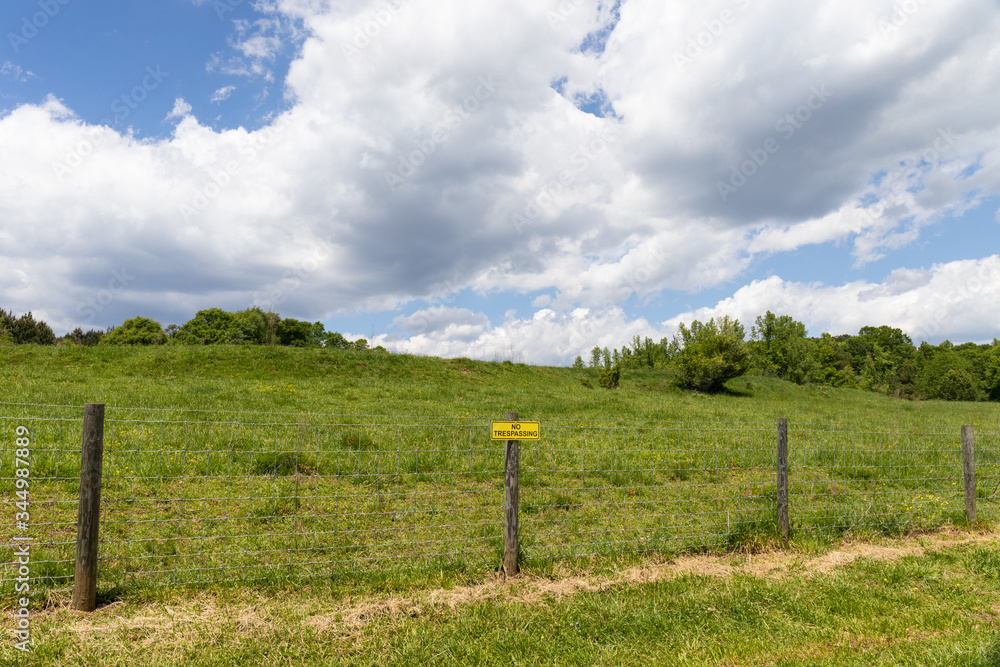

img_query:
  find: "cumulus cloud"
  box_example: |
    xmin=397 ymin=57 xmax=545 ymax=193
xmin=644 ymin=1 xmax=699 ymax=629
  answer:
xmin=663 ymin=256 xmax=1000 ymax=345
xmin=1 ymin=0 xmax=999 ymax=355
xmin=373 ymin=305 xmax=665 ymax=365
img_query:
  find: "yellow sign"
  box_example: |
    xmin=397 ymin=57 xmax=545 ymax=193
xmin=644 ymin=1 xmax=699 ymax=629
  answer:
xmin=491 ymin=421 xmax=540 ymax=440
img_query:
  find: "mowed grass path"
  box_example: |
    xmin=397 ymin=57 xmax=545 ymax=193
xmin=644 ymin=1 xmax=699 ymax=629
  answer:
xmin=6 ymin=531 xmax=1000 ymax=666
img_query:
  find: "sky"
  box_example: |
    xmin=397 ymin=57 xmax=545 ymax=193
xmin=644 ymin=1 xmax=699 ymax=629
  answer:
xmin=1 ymin=0 xmax=999 ymax=365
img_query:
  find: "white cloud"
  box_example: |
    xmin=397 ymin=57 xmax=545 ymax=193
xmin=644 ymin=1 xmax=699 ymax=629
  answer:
xmin=165 ymin=98 xmax=193 ymax=119
xmin=373 ymin=305 xmax=665 ymax=365
xmin=1 ymin=0 xmax=999 ymax=348
xmin=1 ymin=61 xmax=37 ymax=83
xmin=211 ymin=86 xmax=237 ymax=103
xmin=663 ymin=256 xmax=1000 ymax=345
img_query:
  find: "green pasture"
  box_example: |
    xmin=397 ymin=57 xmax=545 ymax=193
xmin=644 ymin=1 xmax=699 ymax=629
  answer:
xmin=1 ymin=345 xmax=997 ymax=596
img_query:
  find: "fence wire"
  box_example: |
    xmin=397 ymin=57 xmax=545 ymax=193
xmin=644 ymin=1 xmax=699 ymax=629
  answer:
xmin=1 ymin=413 xmax=996 ymax=592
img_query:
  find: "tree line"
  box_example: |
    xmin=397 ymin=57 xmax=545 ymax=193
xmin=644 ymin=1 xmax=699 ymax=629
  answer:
xmin=0 ymin=307 xmax=372 ymax=350
xmin=574 ymin=311 xmax=1000 ymax=402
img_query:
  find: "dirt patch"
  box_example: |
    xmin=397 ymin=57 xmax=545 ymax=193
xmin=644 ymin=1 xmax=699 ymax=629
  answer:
xmin=303 ymin=528 xmax=1000 ymax=634
xmin=42 ymin=528 xmax=1000 ymax=641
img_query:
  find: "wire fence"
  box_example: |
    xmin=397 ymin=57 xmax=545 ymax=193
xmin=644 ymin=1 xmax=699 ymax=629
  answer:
xmin=1 ymin=409 xmax=997 ymax=594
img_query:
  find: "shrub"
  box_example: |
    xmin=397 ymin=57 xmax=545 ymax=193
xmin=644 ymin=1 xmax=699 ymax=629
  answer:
xmin=936 ymin=369 xmax=981 ymax=402
xmin=672 ymin=316 xmax=749 ymax=392
xmin=101 ymin=317 xmax=166 ymax=345
xmin=598 ymin=366 xmax=620 ymax=389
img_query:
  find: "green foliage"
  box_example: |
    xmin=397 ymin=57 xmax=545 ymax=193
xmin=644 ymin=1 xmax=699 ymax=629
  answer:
xmin=917 ymin=349 xmax=982 ymax=401
xmin=276 ymin=317 xmax=324 ymax=347
xmin=598 ymin=366 xmax=620 ymax=389
xmin=326 ymin=332 xmax=351 ymax=349
xmin=616 ymin=335 xmax=673 ymax=370
xmin=748 ymin=311 xmax=807 ymax=377
xmin=102 ymin=317 xmax=166 ymax=345
xmin=935 ymin=368 xmax=981 ymax=402
xmin=589 ymin=346 xmax=602 ymax=369
xmin=672 ymin=316 xmax=749 ymax=392
xmin=984 ymin=345 xmax=1000 ymax=401
xmin=572 ymin=355 xmax=584 ymax=369
xmin=1 ymin=309 xmax=56 ymax=345
xmin=61 ymin=327 xmax=105 ymax=346
xmin=173 ymin=308 xmax=242 ymax=345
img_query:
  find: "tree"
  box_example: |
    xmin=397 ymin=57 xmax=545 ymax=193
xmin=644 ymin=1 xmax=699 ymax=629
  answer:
xmin=101 ymin=317 xmax=166 ymax=345
xmin=230 ymin=307 xmax=271 ymax=344
xmin=749 ymin=311 xmax=807 ymax=378
xmin=589 ymin=346 xmax=602 ymax=369
xmin=936 ymin=369 xmax=981 ymax=402
xmin=916 ymin=348 xmax=982 ymax=401
xmin=672 ymin=316 xmax=749 ymax=392
xmin=276 ymin=318 xmax=326 ymax=347
xmin=984 ymin=345 xmax=1000 ymax=401
xmin=572 ymin=355 xmax=585 ymax=369
xmin=805 ymin=334 xmax=857 ymax=387
xmin=4 ymin=311 xmax=56 ymax=345
xmin=62 ymin=327 xmax=104 ymax=346
xmin=173 ymin=308 xmax=240 ymax=344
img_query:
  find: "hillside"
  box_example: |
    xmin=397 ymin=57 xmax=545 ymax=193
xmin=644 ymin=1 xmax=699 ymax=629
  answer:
xmin=2 ymin=344 xmax=998 ymax=429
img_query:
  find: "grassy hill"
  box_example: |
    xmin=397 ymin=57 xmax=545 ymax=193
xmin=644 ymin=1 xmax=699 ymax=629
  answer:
xmin=2 ymin=344 xmax=999 ymax=428
xmin=2 ymin=345 xmax=1000 ymax=666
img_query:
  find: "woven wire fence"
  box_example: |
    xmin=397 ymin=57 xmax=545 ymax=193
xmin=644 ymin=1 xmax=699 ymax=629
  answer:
xmin=1 ymin=415 xmax=503 ymax=591
xmin=1 ymin=411 xmax=996 ymax=593
xmin=520 ymin=424 xmax=777 ymax=559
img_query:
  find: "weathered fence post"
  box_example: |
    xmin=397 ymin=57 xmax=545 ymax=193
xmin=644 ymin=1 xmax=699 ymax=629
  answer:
xmin=962 ymin=425 xmax=976 ymax=525
xmin=776 ymin=418 xmax=789 ymax=542
xmin=73 ymin=403 xmax=105 ymax=612
xmin=504 ymin=410 xmax=520 ymax=576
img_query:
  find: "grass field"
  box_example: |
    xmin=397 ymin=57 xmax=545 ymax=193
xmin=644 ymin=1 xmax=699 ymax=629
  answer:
xmin=2 ymin=344 xmax=999 ymax=665
xmin=2 ymin=343 xmax=1000 ymax=426
xmin=7 ymin=530 xmax=1000 ymax=666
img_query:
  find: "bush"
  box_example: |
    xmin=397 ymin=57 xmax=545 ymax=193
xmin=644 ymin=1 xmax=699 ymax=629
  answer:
xmin=102 ymin=317 xmax=166 ymax=345
xmin=598 ymin=366 xmax=620 ymax=389
xmin=61 ymin=327 xmax=105 ymax=346
xmin=673 ymin=316 xmax=749 ymax=392
xmin=936 ymin=369 xmax=981 ymax=402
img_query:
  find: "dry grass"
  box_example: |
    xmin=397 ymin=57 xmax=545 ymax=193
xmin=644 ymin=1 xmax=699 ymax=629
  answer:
xmin=32 ymin=527 xmax=998 ymax=644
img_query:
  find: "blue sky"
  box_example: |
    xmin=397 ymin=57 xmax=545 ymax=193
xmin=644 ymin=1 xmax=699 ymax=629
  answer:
xmin=2 ymin=0 xmax=999 ymax=363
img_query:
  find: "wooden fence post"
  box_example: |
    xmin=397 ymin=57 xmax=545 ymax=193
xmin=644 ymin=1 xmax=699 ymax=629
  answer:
xmin=503 ymin=411 xmax=520 ymax=576
xmin=73 ymin=403 xmax=105 ymax=612
xmin=962 ymin=425 xmax=976 ymax=525
xmin=776 ymin=418 xmax=789 ymax=542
